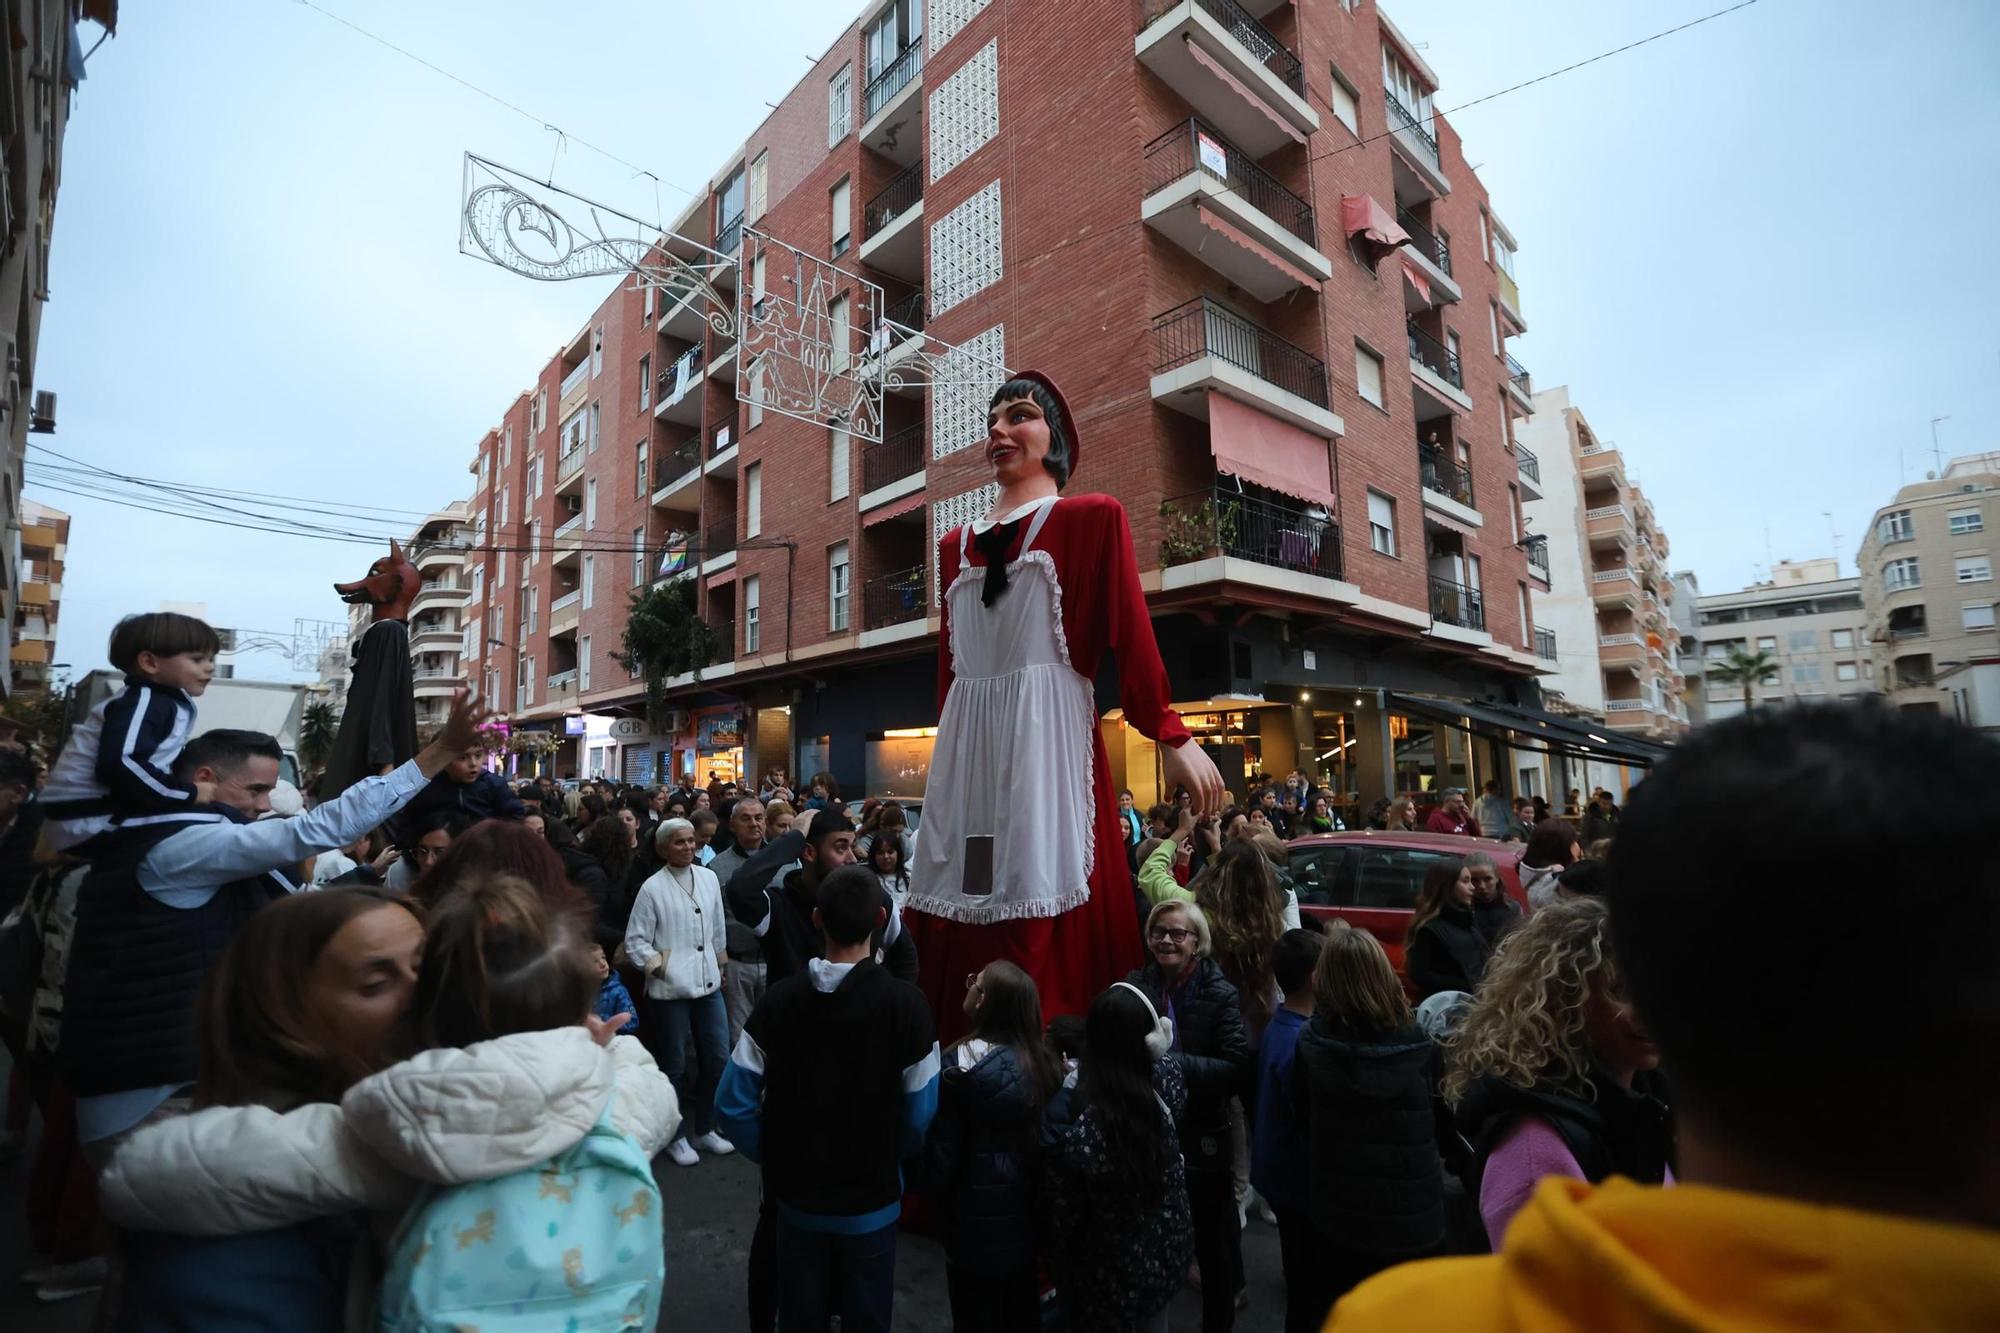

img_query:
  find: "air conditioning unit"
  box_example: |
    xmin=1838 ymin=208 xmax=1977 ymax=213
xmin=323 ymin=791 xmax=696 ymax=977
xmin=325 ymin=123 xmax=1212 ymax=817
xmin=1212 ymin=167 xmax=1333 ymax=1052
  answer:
xmin=563 ymin=494 xmax=583 ymax=514
xmin=29 ymin=389 xmax=54 ymax=434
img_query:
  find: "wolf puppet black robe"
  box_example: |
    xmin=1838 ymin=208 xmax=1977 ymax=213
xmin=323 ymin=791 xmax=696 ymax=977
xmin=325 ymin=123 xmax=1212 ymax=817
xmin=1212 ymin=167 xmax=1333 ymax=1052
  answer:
xmin=319 ymin=619 xmax=417 ymax=801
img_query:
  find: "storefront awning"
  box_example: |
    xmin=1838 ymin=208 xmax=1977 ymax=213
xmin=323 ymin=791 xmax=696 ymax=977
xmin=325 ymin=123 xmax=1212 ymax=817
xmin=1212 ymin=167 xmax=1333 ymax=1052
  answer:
xmin=1387 ymin=693 xmax=1672 ymax=768
xmin=1208 ymin=391 xmax=1336 ymax=507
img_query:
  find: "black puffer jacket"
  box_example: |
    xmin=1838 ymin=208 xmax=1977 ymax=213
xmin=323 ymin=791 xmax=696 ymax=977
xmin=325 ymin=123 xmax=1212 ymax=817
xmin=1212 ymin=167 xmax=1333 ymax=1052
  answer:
xmin=1455 ymin=1067 xmax=1674 ymax=1199
xmin=925 ymin=1044 xmax=1043 ymax=1275
xmin=1127 ymin=958 xmax=1249 ymax=1170
xmin=555 ymin=844 xmax=617 ymax=949
xmin=1471 ymin=894 xmax=1523 ymax=948
xmin=1406 ymin=903 xmax=1491 ymax=999
xmin=1294 ymin=1016 xmax=1444 ymax=1257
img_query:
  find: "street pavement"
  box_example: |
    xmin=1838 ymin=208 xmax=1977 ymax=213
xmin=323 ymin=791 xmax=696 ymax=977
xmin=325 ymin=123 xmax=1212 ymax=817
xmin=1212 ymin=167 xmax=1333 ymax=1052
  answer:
xmin=2 ymin=1079 xmax=1291 ymax=1330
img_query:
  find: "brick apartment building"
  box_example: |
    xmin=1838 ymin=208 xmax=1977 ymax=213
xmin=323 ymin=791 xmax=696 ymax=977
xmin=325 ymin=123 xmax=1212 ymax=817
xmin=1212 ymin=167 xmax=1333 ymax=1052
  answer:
xmin=444 ymin=0 xmax=1661 ymax=811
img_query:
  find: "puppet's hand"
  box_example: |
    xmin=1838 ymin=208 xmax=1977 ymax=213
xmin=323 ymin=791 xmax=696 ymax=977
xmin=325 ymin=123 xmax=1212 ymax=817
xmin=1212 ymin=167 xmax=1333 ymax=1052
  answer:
xmin=1163 ymin=740 xmax=1225 ymax=818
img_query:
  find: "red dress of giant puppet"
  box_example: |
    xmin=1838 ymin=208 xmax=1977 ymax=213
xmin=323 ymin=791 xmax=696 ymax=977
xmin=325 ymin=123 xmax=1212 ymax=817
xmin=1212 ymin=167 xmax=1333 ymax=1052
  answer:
xmin=904 ymin=372 xmax=1225 ymax=1036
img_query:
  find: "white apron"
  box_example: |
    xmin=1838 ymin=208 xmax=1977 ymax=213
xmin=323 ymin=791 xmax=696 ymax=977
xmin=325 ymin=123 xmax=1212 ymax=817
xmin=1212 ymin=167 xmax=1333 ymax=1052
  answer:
xmin=908 ymin=498 xmax=1097 ymax=925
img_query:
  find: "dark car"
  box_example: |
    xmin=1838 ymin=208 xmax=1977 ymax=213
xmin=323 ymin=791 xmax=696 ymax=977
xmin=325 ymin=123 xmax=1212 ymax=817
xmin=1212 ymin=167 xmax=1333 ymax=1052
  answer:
xmin=1285 ymin=830 xmax=1526 ymax=976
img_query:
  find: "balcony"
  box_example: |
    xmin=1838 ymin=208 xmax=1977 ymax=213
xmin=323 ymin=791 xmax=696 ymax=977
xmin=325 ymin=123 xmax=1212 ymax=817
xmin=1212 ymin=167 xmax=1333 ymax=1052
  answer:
xmin=1429 ymin=575 xmax=1485 ymax=631
xmin=553 ymin=511 xmax=584 ymax=548
xmin=1407 ymin=321 xmax=1473 ymax=413
xmin=413 ymin=668 xmax=468 ymax=700
xmin=1578 ymin=442 xmax=1625 ymax=488
xmin=411 ymin=623 xmax=460 ymax=652
xmin=1160 ymin=485 xmax=1343 ymax=583
xmin=654 ymin=345 xmax=706 ymax=425
xmin=651 ymin=438 xmax=703 ymax=511
xmin=19 ymin=522 xmax=59 ymax=554
xmin=1135 ymin=0 xmax=1317 ymax=157
xmin=860 ymin=424 xmax=925 ymax=500
xmin=1384 ymin=93 xmax=1449 ymax=196
xmin=1150 ymin=298 xmax=1342 ymax=439
xmin=860 ymin=163 xmax=923 ymax=282
xmin=1603 ymin=698 xmax=1654 ymax=727
xmin=1418 ymin=446 xmax=1475 ymax=510
xmin=658 ymin=271 xmax=711 ymax=340
xmin=1395 ymin=205 xmax=1460 ymax=306
xmin=558 ymin=357 xmax=591 ymax=409
xmin=1590 ymin=566 xmax=1641 ymax=608
xmin=1585 ymin=503 xmax=1632 ymax=550
xmin=1141 ymin=119 xmax=1331 ymax=302
xmin=861 ymin=44 xmax=924 ymax=168
xmin=1599 ymin=633 xmax=1644 ymax=669
xmin=556 ymin=445 xmax=586 ymax=486
xmin=1496 ymin=266 xmax=1524 ymax=328
xmin=863 ymin=565 xmax=927 ymax=631
xmin=1524 ymin=534 xmax=1550 ymax=582
xmin=1534 ymin=627 xmax=1557 ymax=663
xmin=412 ymin=579 xmax=471 ymax=616
xmin=546 ymin=670 xmax=579 ymax=702
xmin=1515 ymin=442 xmax=1543 ymax=500
xmin=702 ymin=515 xmax=737 ymax=573
xmin=413 ymin=541 xmax=466 ymax=573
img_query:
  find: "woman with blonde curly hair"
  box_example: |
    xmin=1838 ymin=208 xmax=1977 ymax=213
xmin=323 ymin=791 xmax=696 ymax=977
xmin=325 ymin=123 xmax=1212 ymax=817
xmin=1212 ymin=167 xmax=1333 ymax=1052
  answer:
xmin=1442 ymin=896 xmax=1672 ymax=1248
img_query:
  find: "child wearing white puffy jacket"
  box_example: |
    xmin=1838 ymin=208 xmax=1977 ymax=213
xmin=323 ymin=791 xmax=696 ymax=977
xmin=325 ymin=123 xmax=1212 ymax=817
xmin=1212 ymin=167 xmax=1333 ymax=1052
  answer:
xmin=97 ymin=879 xmax=679 ymax=1331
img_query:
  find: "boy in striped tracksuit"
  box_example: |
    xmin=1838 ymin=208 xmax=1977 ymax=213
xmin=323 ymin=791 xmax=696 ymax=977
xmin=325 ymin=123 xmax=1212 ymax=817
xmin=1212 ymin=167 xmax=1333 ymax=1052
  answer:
xmin=43 ymin=613 xmax=221 ymax=853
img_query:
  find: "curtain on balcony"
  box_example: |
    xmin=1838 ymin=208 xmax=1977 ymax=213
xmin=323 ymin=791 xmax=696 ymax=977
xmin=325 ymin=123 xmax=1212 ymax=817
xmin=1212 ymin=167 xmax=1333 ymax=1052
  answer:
xmin=1206 ymin=391 xmax=1334 ymax=507
xmin=1339 ymin=194 xmax=1407 ymax=263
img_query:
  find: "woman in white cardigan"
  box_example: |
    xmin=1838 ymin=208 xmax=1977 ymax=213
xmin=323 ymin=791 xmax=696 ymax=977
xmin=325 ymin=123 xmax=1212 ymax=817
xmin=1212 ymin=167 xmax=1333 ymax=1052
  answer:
xmin=624 ymin=816 xmax=734 ymax=1167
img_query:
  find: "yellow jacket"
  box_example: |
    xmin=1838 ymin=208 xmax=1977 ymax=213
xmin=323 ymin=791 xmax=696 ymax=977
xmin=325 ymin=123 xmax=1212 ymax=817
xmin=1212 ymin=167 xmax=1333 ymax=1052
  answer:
xmin=1327 ymin=1176 xmax=2000 ymax=1332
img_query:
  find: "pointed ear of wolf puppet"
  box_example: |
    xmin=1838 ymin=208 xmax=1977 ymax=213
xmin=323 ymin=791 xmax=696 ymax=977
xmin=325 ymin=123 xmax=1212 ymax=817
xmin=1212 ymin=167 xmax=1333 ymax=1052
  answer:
xmin=389 ymin=539 xmax=407 ymax=564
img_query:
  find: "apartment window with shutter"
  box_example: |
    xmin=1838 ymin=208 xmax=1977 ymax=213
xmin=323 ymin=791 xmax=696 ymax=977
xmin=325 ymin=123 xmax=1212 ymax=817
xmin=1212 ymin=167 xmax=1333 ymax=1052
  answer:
xmin=583 ymin=555 xmax=594 ymax=610
xmin=1831 ymin=628 xmax=1854 ymax=649
xmin=636 ymin=441 xmax=648 ymax=498
xmin=749 ymin=359 xmax=766 ymax=429
xmin=745 ymin=576 xmax=762 ymax=652
xmin=638 ymin=356 xmax=650 ymax=410
xmin=1949 ymin=508 xmax=1984 ymax=535
xmin=592 ymin=326 xmax=604 ymax=376
xmin=1756 ymin=635 xmax=1778 ymax=652
xmin=1517 ymin=583 xmax=1531 ymax=648
xmin=531 ymin=519 xmax=542 ymax=562
xmin=752 ymin=252 xmax=767 ymax=314
xmin=1836 ymin=661 xmax=1859 ymax=681
xmin=829 ymin=64 xmax=852 ymax=145
xmin=1355 ymin=343 xmax=1385 ymax=408
xmin=642 ymin=283 xmax=653 ymax=322
xmin=831 ymin=178 xmax=852 ymax=258
xmin=830 ymin=423 xmax=850 ymax=502
xmin=584 ymin=479 xmax=597 ymax=528
xmin=580 ymin=635 xmax=592 ymax=691
xmin=1956 ymin=555 xmax=1992 ymax=583
xmin=748 ymin=151 xmax=769 ymax=221
xmin=1367 ymin=490 xmax=1396 ymax=556
xmin=1328 ymin=64 xmax=1359 ymax=134
xmin=828 ymin=543 xmax=851 ymax=633
xmin=632 ymin=527 xmax=645 ymax=586
xmin=589 ymin=401 xmax=601 ymax=452
xmin=503 ymin=425 xmax=513 ymax=465
xmin=746 ymin=462 xmax=763 ymax=538
xmin=1964 ymin=603 xmax=1996 ymax=631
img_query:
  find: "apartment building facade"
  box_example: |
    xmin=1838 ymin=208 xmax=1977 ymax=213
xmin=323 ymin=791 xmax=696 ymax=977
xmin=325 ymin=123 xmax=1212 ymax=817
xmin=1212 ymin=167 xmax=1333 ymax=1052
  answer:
xmin=1857 ymin=451 xmax=2000 ymax=715
xmin=1688 ymin=558 xmax=1873 ymax=720
xmin=1517 ymin=385 xmax=1687 ymax=750
xmin=11 ymin=496 xmax=63 ymax=691
xmin=444 ymin=0 xmax=1659 ymax=810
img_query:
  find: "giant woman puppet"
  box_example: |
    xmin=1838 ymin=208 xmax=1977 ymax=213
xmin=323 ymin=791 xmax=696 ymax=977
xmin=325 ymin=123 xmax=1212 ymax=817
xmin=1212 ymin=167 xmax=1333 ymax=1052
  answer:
xmin=906 ymin=372 xmax=1225 ymax=1035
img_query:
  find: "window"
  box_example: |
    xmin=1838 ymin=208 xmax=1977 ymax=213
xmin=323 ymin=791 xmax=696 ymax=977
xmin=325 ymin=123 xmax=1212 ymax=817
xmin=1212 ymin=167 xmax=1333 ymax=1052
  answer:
xmin=636 ymin=440 xmax=648 ymax=498
xmin=1328 ymin=64 xmax=1359 ymax=134
xmin=1488 ymin=303 xmax=1500 ymax=355
xmin=1836 ymin=661 xmax=1859 ymax=682
xmin=1517 ymin=583 xmax=1530 ymax=648
xmin=1478 ymin=210 xmax=1490 ymax=265
xmin=588 ymin=401 xmax=601 ymax=452
xmin=499 ymin=488 xmax=509 ymax=530
xmin=530 ymin=455 xmax=542 ymax=498
xmin=580 ymin=635 xmax=592 ymax=691
xmin=716 ymin=165 xmax=745 ymax=238
xmin=584 ymin=478 xmax=597 ymax=528
xmin=745 ymin=462 xmax=763 ymax=538
xmin=1956 ymin=555 xmax=1991 ymax=583
xmin=828 ymin=543 xmax=851 ymax=632
xmin=751 ymin=252 xmax=767 ymax=313
xmin=527 ymin=587 xmax=538 ymax=634
xmin=1792 ymin=661 xmax=1821 ymax=685
xmin=1831 ymin=628 xmax=1854 ymax=649
xmin=478 ymin=451 xmax=490 ymax=488
xmin=748 ymin=151 xmax=769 ymax=221
xmin=642 ymin=283 xmax=653 ymax=323
xmin=865 ymin=0 xmax=921 ymax=84
xmin=745 ymin=576 xmax=762 ymax=653
xmin=1492 ymin=231 xmax=1516 ymax=278
xmin=1787 ymin=629 xmax=1817 ymax=652
xmin=830 ymin=178 xmax=852 ymax=258
xmin=1381 ymin=45 xmax=1433 ymax=125
xmin=530 ymin=519 xmax=542 ymax=561
xmin=1883 ymin=557 xmax=1921 ymax=592
xmin=1756 ymin=635 xmax=1777 ymax=652
xmin=1367 ymin=490 xmax=1396 ymax=555
xmin=1355 ymin=342 xmax=1385 ymax=408
xmin=638 ymin=355 xmax=651 ymax=410
xmin=1507 ymin=484 xmax=1519 ymax=542
xmin=1467 ymin=553 xmax=1483 ymax=594
xmin=1878 ymin=509 xmax=1915 ymax=544
xmin=830 ymin=423 xmax=851 ymax=501
xmin=632 ymin=527 xmax=645 ymax=586
xmin=591 ymin=326 xmax=604 ymax=377
xmin=503 ymin=425 xmax=513 ymax=465
xmin=516 ymin=655 xmax=527 ymax=711
xmin=748 ymin=359 xmax=766 ymax=429
xmin=534 ymin=389 xmax=547 ymax=432
xmin=582 ymin=554 xmax=594 ymax=610
xmin=1949 ymin=508 xmax=1984 ymax=535
xmin=828 ymin=293 xmax=850 ymax=371
xmin=1964 ymin=603 xmax=1996 ymax=632
xmin=471 ymin=565 xmax=485 ymax=603
xmin=828 ymin=63 xmax=852 ymax=145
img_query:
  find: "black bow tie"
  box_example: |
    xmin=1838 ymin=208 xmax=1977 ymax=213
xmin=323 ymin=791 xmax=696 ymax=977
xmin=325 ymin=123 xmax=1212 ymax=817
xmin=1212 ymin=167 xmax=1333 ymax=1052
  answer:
xmin=973 ymin=520 xmax=1024 ymax=608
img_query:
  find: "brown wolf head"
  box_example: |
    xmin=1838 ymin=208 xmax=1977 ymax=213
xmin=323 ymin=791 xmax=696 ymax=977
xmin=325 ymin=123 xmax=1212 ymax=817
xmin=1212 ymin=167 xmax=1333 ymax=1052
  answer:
xmin=334 ymin=540 xmax=422 ymax=622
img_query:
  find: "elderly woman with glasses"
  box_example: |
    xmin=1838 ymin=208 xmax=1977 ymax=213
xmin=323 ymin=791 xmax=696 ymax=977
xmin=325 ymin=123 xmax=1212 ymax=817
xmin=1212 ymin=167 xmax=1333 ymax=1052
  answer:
xmin=1127 ymin=899 xmax=1248 ymax=1332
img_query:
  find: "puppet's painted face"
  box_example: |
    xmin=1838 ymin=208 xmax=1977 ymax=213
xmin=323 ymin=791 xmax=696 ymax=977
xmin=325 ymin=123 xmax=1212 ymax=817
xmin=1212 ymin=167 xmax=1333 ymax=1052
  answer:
xmin=985 ymin=395 xmax=1051 ymax=488
xmin=335 ymin=547 xmax=416 ymax=607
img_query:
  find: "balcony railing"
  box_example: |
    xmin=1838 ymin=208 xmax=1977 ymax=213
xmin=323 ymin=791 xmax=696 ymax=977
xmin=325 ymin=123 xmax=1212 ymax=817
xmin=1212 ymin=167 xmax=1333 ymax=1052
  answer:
xmin=557 ymin=446 xmax=585 ymax=484
xmin=863 ymin=565 xmax=927 ymax=629
xmin=1142 ymin=0 xmax=1303 ymax=95
xmin=1506 ymin=352 xmax=1532 ymax=397
xmin=559 ymin=358 xmax=590 ymax=399
xmin=654 ymin=439 xmax=701 ymax=490
xmin=882 ymin=288 xmax=925 ymax=336
xmin=704 ymin=516 xmax=737 ymax=561
xmin=1162 ymin=485 xmax=1343 ymax=581
xmin=546 ymin=669 xmax=578 ymax=692
xmin=1153 ymin=297 xmax=1330 ymax=408
xmin=861 ymin=424 xmax=924 ymax=493
xmin=1418 ymin=447 xmax=1475 ymax=508
xmin=1395 ymin=205 xmax=1450 ymax=275
xmin=1524 ymin=535 xmax=1550 ymax=579
xmin=1384 ymin=92 xmax=1439 ymax=165
xmin=1534 ymin=627 xmax=1557 ymax=662
xmin=657 ymin=345 xmax=706 ymax=404
xmin=1407 ymin=321 xmax=1463 ymax=388
xmin=864 ymin=42 xmax=922 ymax=119
xmin=1515 ymin=443 xmax=1541 ymax=487
xmin=864 ymin=163 xmax=923 ymax=240
xmin=1144 ymin=118 xmax=1315 ymax=245
xmin=550 ymin=589 xmax=581 ymax=614
xmin=1429 ymin=575 xmax=1485 ymax=631
xmin=715 ymin=212 xmax=744 ymax=259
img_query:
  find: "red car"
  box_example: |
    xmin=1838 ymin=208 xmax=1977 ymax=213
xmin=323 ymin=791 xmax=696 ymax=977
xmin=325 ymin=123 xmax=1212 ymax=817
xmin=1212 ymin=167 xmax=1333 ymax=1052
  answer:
xmin=1284 ymin=830 xmax=1526 ymax=978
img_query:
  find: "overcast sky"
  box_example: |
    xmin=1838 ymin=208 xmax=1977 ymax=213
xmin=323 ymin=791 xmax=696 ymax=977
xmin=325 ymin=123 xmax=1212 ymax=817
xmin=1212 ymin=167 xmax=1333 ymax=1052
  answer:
xmin=33 ymin=0 xmax=2000 ymax=681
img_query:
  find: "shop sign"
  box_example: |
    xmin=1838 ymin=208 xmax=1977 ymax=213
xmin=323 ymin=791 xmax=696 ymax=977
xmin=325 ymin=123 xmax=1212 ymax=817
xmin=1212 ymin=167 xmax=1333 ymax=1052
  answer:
xmin=698 ymin=710 xmax=745 ymax=750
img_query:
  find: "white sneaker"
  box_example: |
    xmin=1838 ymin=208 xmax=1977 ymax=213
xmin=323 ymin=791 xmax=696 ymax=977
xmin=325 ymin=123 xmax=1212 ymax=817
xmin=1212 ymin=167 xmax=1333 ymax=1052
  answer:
xmin=665 ymin=1137 xmax=700 ymax=1167
xmin=691 ymin=1131 xmax=735 ymax=1156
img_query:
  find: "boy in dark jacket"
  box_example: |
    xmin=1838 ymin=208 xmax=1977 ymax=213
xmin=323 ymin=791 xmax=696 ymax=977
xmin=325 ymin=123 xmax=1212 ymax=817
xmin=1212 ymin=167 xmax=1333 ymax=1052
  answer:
xmin=1253 ymin=929 xmax=1321 ymax=1333
xmin=387 ymin=747 xmax=524 ymax=843
xmin=716 ymin=866 xmax=939 ymax=1332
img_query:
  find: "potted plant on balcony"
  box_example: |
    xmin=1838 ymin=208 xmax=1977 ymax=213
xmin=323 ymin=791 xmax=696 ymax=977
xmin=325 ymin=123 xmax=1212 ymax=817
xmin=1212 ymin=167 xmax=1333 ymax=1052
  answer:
xmin=1158 ymin=495 xmax=1240 ymax=566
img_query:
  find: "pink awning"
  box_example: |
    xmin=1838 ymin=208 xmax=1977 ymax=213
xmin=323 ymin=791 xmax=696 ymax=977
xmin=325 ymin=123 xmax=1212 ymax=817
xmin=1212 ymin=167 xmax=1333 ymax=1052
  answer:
xmin=705 ymin=566 xmax=738 ymax=589
xmin=1423 ymin=505 xmax=1476 ymax=539
xmin=1399 ymin=256 xmax=1431 ymax=304
xmin=862 ymin=490 xmax=927 ymax=527
xmin=1194 ymin=203 xmax=1321 ymax=292
xmin=1207 ymin=391 xmax=1335 ymax=507
xmin=1183 ymin=38 xmax=1307 ymax=147
xmin=1340 ymin=195 xmax=1408 ymax=260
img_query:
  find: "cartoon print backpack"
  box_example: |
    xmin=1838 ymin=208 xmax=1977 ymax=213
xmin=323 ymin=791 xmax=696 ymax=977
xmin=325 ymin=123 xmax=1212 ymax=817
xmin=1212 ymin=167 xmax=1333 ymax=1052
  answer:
xmin=378 ymin=1106 xmax=664 ymax=1331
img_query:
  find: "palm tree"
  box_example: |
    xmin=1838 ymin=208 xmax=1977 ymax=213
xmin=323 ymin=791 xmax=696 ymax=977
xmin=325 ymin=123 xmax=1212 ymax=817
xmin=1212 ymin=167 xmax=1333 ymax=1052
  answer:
xmin=1706 ymin=647 xmax=1779 ymax=714
xmin=299 ymin=700 xmax=340 ymax=773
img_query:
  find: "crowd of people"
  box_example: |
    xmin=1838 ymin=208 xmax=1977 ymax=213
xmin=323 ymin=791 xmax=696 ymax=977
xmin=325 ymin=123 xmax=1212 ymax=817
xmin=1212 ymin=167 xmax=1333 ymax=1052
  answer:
xmin=0 ymin=609 xmax=1996 ymax=1330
